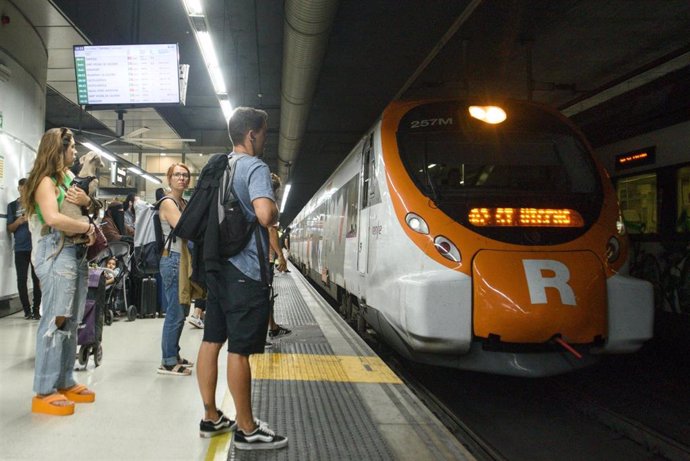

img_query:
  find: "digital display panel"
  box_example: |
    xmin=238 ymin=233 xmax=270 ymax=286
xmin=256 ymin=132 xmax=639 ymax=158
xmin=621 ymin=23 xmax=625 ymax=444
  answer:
xmin=468 ymin=208 xmax=584 ymax=227
xmin=615 ymin=146 xmax=656 ymax=170
xmin=74 ymin=44 xmax=180 ymax=106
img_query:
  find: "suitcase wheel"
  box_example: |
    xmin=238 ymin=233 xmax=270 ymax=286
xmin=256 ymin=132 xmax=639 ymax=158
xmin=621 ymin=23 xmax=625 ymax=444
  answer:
xmin=127 ymin=305 xmax=138 ymax=322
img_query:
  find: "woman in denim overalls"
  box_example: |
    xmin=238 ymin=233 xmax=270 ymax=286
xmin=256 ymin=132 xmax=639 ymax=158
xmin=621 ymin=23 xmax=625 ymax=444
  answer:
xmin=23 ymin=128 xmax=98 ymax=416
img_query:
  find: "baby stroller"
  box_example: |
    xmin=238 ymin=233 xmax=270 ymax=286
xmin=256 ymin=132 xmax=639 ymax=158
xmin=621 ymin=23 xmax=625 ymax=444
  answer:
xmin=96 ymin=240 xmax=137 ymax=323
xmin=77 ymin=268 xmax=106 ymax=368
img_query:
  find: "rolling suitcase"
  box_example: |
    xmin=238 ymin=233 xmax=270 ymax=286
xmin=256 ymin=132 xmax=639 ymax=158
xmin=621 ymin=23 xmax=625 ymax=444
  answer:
xmin=138 ymin=275 xmax=158 ymax=318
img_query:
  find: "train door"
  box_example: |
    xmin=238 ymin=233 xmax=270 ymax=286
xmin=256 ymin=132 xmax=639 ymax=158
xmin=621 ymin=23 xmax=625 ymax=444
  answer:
xmin=357 ymin=134 xmax=374 ymax=274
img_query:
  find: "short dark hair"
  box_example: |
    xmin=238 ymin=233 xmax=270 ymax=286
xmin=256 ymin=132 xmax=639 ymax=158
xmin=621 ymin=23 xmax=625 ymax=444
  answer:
xmin=18 ymin=178 xmax=27 ymax=186
xmin=227 ymin=107 xmax=268 ymax=146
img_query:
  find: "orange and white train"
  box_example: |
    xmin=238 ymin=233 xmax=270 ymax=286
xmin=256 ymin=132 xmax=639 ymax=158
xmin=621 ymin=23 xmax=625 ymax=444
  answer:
xmin=288 ymin=98 xmax=654 ymax=377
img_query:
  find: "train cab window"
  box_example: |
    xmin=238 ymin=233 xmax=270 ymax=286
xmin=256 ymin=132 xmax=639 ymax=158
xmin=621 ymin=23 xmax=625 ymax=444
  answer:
xmin=616 ymin=173 xmax=658 ymax=234
xmin=396 ymin=101 xmax=603 ymax=244
xmin=676 ymin=166 xmax=690 ymax=233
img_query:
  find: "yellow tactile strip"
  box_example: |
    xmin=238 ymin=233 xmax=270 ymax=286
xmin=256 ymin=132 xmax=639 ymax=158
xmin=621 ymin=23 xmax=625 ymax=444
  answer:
xmin=250 ymin=353 xmax=402 ymax=384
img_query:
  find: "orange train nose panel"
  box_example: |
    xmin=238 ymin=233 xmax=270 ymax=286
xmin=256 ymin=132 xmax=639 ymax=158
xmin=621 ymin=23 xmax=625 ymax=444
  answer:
xmin=472 ymin=250 xmax=607 ymax=344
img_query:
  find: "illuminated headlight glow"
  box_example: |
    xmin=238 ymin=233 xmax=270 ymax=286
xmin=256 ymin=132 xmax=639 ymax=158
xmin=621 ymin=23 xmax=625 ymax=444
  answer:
xmin=468 ymin=105 xmax=507 ymax=124
xmin=405 ymin=212 xmax=429 ymax=234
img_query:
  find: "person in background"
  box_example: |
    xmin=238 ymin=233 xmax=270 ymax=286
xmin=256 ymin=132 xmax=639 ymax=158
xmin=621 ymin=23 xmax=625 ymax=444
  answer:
xmin=154 ymin=187 xmax=167 ymax=317
xmin=182 ymin=240 xmax=205 ymax=329
xmin=278 ymin=226 xmax=291 ymax=272
xmin=23 ymin=127 xmax=97 ymax=416
xmin=266 ymin=173 xmax=290 ymax=340
xmin=157 ymin=163 xmax=193 ymax=375
xmin=123 ymin=193 xmax=137 ymax=230
xmin=102 ymin=201 xmax=134 ymax=242
xmin=7 ymin=178 xmax=42 ymax=320
xmin=103 ymin=257 xmax=120 ymax=286
xmin=195 ymin=107 xmax=287 ymax=449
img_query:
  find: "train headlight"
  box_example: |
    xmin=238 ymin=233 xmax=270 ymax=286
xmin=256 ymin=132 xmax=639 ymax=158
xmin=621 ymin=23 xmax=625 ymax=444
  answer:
xmin=434 ymin=235 xmax=461 ymax=262
xmin=468 ymin=105 xmax=507 ymax=124
xmin=405 ymin=212 xmax=429 ymax=234
xmin=606 ymin=236 xmax=621 ymax=263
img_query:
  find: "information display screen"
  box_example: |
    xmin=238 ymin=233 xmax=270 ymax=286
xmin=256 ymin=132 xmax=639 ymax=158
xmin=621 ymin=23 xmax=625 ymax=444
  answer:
xmin=74 ymin=44 xmax=180 ymax=106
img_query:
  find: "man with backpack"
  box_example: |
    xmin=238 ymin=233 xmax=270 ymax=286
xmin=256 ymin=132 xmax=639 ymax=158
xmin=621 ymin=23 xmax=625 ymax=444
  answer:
xmin=194 ymin=107 xmax=287 ymax=449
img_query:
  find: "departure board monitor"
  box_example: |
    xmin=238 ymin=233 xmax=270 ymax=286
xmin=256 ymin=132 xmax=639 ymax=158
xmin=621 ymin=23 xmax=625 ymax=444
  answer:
xmin=74 ymin=44 xmax=181 ymax=106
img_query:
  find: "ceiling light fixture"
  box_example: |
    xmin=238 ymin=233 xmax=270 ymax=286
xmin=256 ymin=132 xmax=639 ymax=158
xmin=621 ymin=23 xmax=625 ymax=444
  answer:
xmin=79 ymin=138 xmax=161 ymax=184
xmin=183 ymin=0 xmax=203 ymax=16
xmin=182 ymin=0 xmax=232 ymax=122
xmin=82 ymin=141 xmax=116 ymax=162
xmin=280 ymin=184 xmax=292 ymax=213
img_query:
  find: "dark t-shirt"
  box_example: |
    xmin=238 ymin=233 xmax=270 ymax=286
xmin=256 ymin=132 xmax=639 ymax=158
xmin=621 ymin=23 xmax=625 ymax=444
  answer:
xmin=7 ymin=199 xmax=32 ymax=252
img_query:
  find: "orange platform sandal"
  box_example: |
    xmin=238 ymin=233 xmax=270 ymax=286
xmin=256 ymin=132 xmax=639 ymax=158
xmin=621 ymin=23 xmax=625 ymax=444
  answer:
xmin=58 ymin=384 xmax=95 ymax=403
xmin=32 ymin=393 xmax=75 ymax=416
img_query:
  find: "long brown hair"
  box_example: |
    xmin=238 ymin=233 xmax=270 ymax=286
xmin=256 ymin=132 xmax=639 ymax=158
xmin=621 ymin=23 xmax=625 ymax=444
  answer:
xmin=22 ymin=128 xmax=72 ymax=216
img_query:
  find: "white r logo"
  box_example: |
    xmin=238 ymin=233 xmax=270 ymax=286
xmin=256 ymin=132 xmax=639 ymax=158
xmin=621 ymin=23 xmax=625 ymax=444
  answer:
xmin=522 ymin=259 xmax=576 ymax=306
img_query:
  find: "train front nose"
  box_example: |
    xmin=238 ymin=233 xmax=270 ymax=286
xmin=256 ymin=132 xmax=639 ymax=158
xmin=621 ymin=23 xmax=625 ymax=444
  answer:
xmin=472 ymin=250 xmax=607 ymax=344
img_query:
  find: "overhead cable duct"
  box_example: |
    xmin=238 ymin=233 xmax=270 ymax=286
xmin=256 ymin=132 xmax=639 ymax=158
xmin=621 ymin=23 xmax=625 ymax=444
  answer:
xmin=278 ymin=0 xmax=339 ymax=186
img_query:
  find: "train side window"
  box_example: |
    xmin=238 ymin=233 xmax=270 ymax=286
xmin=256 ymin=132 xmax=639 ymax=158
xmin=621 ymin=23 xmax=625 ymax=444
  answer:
xmin=616 ymin=173 xmax=658 ymax=234
xmin=676 ymin=166 xmax=690 ymax=233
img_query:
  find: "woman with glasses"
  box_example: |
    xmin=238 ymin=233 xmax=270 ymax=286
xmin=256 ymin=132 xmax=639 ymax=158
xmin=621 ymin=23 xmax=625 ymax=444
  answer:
xmin=157 ymin=163 xmax=194 ymax=375
xmin=22 ymin=128 xmax=97 ymax=415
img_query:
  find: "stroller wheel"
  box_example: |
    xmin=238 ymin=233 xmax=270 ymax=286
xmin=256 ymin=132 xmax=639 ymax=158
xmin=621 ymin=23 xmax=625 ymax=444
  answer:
xmin=94 ymin=343 xmax=103 ymax=367
xmin=104 ymin=309 xmax=113 ymax=326
xmin=127 ymin=305 xmax=137 ymax=322
xmin=78 ymin=346 xmax=89 ymax=366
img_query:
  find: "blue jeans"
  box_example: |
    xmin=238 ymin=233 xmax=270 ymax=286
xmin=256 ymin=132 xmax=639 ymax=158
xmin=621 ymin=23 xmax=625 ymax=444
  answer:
xmin=32 ymin=232 xmax=88 ymax=395
xmin=160 ymin=252 xmax=184 ymax=366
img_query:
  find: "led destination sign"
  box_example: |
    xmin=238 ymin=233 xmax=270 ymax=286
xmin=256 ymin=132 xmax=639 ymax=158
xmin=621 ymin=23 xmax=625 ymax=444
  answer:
xmin=468 ymin=208 xmax=584 ymax=228
xmin=615 ymin=146 xmax=656 ymax=170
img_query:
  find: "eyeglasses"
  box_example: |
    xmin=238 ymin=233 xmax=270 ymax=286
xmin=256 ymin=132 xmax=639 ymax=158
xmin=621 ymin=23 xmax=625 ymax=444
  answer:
xmin=172 ymin=172 xmax=190 ymax=179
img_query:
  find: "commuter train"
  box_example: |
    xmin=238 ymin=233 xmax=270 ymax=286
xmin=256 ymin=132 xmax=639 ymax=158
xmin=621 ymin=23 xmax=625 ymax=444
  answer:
xmin=288 ymin=98 xmax=654 ymax=377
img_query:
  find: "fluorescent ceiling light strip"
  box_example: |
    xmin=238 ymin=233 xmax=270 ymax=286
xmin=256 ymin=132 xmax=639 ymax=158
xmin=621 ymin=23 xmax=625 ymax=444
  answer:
xmin=183 ymin=0 xmax=203 ymax=16
xmin=196 ymin=32 xmax=226 ymax=94
xmin=209 ymin=66 xmax=227 ymax=94
xmin=219 ymin=99 xmax=233 ymax=122
xmin=127 ymin=166 xmax=144 ymax=175
xmin=81 ymin=141 xmax=116 ymax=162
xmin=280 ymin=184 xmax=291 ymax=213
xmin=197 ymin=32 xmax=219 ymax=66
xmin=142 ymin=174 xmax=162 ymax=184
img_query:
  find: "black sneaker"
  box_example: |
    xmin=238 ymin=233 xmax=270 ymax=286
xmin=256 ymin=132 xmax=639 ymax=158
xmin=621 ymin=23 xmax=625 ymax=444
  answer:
xmin=268 ymin=325 xmax=292 ymax=339
xmin=199 ymin=410 xmax=236 ymax=438
xmin=234 ymin=420 xmax=288 ymax=450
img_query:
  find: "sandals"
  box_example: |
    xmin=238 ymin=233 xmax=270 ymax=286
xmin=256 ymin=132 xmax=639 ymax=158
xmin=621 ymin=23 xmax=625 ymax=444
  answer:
xmin=157 ymin=364 xmax=192 ymax=376
xmin=32 ymin=393 xmax=75 ymax=416
xmin=177 ymin=358 xmax=194 ymax=368
xmin=58 ymin=384 xmax=95 ymax=403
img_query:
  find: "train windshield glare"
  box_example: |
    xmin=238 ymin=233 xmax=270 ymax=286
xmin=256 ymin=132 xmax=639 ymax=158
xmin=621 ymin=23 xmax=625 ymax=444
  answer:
xmin=400 ymin=131 xmax=598 ymax=197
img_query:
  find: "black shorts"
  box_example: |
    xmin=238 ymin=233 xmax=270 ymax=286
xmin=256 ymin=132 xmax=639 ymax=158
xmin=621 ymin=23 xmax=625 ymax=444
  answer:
xmin=203 ymin=261 xmax=270 ymax=355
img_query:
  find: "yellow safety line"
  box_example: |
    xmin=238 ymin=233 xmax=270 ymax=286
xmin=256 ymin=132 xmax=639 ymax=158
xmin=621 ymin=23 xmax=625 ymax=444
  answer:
xmin=204 ymin=386 xmax=236 ymax=461
xmin=250 ymin=353 xmax=402 ymax=384
xmin=204 ymin=353 xmax=401 ymax=459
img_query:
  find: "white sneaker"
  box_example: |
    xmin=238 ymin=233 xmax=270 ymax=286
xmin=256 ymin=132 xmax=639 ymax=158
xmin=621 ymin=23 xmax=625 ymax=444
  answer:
xmin=187 ymin=315 xmax=204 ymax=329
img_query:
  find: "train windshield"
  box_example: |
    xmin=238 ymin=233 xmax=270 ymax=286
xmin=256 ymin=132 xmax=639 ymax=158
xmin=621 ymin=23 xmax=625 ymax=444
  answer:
xmin=396 ymin=101 xmax=603 ymax=241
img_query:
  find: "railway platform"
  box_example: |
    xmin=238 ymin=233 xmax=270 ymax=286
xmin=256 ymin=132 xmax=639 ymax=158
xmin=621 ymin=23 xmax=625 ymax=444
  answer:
xmin=0 ymin=263 xmax=472 ymax=460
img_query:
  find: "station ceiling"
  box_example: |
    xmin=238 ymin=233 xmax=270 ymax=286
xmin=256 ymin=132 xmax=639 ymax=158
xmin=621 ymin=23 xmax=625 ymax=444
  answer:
xmin=44 ymin=0 xmax=690 ymax=225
